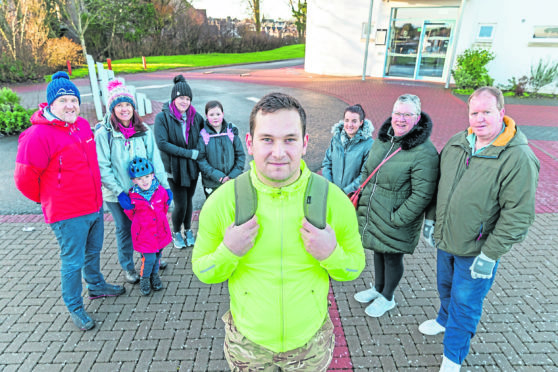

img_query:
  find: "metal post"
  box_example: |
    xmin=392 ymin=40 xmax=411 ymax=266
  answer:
xmin=362 ymin=0 xmax=374 ymax=81
xmin=445 ymin=0 xmax=467 ymax=88
xmin=86 ymin=55 xmax=103 ymax=121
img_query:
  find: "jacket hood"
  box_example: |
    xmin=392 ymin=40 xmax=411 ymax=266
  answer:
xmin=378 ymin=112 xmax=433 ymax=150
xmin=161 ymin=101 xmax=181 ymax=124
xmin=331 ymin=118 xmax=374 ymax=140
xmin=31 ymin=102 xmax=78 ymax=129
xmin=202 ymin=119 xmax=239 ymax=135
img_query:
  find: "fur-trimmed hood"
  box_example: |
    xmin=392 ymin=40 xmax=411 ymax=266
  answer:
xmin=377 ymin=112 xmax=433 ymax=150
xmin=331 ymin=118 xmax=374 ymax=146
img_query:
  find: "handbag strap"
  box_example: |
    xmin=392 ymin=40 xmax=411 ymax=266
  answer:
xmin=356 ymin=147 xmax=402 ymax=193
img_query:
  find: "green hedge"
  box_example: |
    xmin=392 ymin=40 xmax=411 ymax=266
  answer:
xmin=0 ymin=87 xmax=34 ymax=135
xmin=452 ymin=48 xmax=495 ymax=90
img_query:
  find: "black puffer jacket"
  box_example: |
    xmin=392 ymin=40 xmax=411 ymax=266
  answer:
xmin=154 ymin=102 xmax=204 ymax=187
xmin=357 ymin=112 xmax=439 ymax=254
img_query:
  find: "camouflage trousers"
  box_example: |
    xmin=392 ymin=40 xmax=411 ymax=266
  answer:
xmin=222 ymin=311 xmax=335 ymax=372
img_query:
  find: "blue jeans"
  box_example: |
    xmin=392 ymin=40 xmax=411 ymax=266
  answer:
xmin=140 ymin=250 xmax=163 ymax=278
xmin=106 ymin=201 xmax=135 ymax=272
xmin=50 ymin=209 xmax=106 ymax=313
xmin=436 ymin=249 xmax=499 ymax=365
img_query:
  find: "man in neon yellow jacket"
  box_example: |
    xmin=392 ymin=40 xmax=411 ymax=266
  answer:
xmin=192 ymin=92 xmax=365 ymax=371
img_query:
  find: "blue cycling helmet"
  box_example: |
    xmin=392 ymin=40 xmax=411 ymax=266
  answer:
xmin=128 ymin=157 xmax=154 ymax=178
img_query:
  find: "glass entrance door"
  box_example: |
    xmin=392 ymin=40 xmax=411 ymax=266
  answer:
xmin=417 ymin=22 xmax=453 ymax=78
xmin=384 ymin=20 xmax=422 ymax=78
xmin=384 ymin=8 xmax=456 ymax=80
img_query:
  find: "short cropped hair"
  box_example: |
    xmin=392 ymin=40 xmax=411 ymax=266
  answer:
xmin=249 ymin=92 xmax=307 ymax=137
xmin=468 ymin=87 xmax=505 ymax=111
xmin=394 ymin=94 xmax=421 ymax=115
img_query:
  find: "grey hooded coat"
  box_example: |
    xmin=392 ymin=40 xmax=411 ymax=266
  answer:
xmin=321 ymin=119 xmax=374 ymax=194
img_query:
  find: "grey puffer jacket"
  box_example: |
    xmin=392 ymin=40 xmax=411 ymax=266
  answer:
xmin=321 ymin=119 xmax=374 ymax=194
xmin=357 ymin=112 xmax=439 ymax=254
xmin=197 ymin=119 xmax=246 ymax=189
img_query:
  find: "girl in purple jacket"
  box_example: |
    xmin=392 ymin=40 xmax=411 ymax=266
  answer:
xmin=124 ymin=157 xmax=173 ymax=296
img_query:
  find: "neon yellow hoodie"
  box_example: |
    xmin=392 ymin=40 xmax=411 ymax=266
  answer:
xmin=192 ymin=160 xmax=365 ymax=352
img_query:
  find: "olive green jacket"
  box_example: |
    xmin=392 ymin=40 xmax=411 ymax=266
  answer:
xmin=357 ymin=113 xmax=439 ymax=254
xmin=432 ymin=116 xmax=539 ymax=260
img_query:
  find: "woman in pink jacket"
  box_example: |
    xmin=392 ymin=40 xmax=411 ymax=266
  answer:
xmin=123 ymin=157 xmax=172 ymax=295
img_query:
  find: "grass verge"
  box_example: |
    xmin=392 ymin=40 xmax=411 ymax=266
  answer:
xmin=53 ymin=44 xmax=305 ymax=81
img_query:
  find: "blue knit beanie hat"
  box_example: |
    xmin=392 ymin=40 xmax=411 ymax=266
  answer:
xmin=47 ymin=71 xmax=81 ymax=106
xmin=128 ymin=157 xmax=154 ymax=179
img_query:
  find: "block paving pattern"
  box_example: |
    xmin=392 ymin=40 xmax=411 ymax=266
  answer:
xmin=1 ymin=213 xmax=557 ymax=371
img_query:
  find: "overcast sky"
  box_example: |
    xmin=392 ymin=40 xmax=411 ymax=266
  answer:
xmin=193 ymin=0 xmax=293 ymax=20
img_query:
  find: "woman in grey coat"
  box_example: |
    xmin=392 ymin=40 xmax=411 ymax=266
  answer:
xmin=321 ymin=104 xmax=374 ymax=194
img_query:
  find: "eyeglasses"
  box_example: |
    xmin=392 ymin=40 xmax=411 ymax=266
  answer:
xmin=392 ymin=112 xmax=417 ymax=119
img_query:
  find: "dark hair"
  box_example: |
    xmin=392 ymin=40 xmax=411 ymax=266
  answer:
xmin=249 ymin=92 xmax=306 ymax=137
xmin=344 ymin=104 xmax=365 ymax=122
xmin=111 ymin=110 xmax=147 ymax=133
xmin=205 ymin=100 xmax=224 ymax=114
xmin=468 ymin=86 xmax=504 ymax=110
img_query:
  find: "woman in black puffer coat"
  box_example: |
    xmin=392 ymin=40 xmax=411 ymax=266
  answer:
xmin=154 ymin=75 xmax=204 ymax=249
xmin=354 ymin=94 xmax=439 ymax=318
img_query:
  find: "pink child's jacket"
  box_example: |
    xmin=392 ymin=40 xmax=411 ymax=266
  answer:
xmin=124 ymin=185 xmax=172 ymax=253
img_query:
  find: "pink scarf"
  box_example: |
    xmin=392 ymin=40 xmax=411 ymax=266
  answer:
xmin=118 ymin=123 xmax=136 ymax=139
xmin=170 ymin=101 xmax=197 ymax=144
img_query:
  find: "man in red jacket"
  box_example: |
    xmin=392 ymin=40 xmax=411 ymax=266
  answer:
xmin=14 ymin=71 xmax=125 ymax=331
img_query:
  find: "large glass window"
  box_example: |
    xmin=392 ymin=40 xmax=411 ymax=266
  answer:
xmin=384 ymin=7 xmax=457 ymax=80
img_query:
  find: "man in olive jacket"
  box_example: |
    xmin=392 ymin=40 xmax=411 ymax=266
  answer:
xmin=420 ymin=87 xmax=540 ymax=371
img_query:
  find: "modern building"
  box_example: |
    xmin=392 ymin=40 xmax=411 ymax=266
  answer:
xmin=305 ymin=0 xmax=558 ymax=91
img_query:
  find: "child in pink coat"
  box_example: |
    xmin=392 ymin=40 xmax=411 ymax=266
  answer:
xmin=123 ymin=157 xmax=173 ymax=296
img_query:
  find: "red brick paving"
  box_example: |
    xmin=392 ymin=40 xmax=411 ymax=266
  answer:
xmin=166 ymin=65 xmax=558 ymax=214
xmin=328 ymin=288 xmax=353 ymax=371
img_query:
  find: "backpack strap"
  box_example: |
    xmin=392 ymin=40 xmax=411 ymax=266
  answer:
xmin=95 ymin=122 xmax=112 ymax=148
xmin=226 ymin=126 xmax=234 ymax=142
xmin=304 ymin=173 xmax=328 ymax=230
xmin=234 ymin=171 xmax=328 ymax=229
xmin=201 ymin=127 xmax=234 ymax=145
xmin=234 ymin=171 xmax=257 ymax=226
xmin=200 ymin=128 xmax=210 ymax=145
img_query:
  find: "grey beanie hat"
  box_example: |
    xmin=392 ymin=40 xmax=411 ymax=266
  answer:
xmin=171 ymin=75 xmax=193 ymax=102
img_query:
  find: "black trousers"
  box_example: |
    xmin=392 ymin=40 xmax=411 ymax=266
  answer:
xmin=168 ymin=177 xmax=198 ymax=232
xmin=373 ymin=251 xmax=405 ymax=301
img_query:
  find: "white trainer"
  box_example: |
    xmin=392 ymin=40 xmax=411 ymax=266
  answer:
xmin=354 ymin=283 xmax=381 ymax=303
xmin=440 ymin=355 xmax=461 ymax=371
xmin=419 ymin=319 xmax=446 ymax=336
xmin=364 ymin=295 xmax=395 ymax=317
